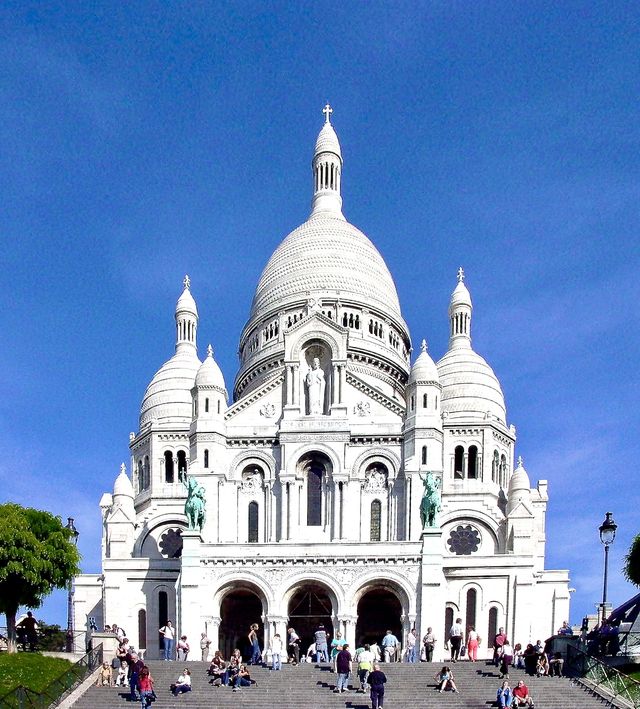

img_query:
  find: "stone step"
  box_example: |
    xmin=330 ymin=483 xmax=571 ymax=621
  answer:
xmin=72 ymin=660 xmax=613 ymax=709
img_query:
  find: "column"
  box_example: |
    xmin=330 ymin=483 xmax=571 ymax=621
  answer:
xmin=332 ymin=364 xmax=339 ymax=405
xmin=293 ymin=364 xmax=300 ymax=406
xmin=342 ymin=616 xmax=357 ymax=649
xmin=210 ymin=616 xmax=222 ymax=652
xmin=279 ymin=480 xmax=288 ymax=541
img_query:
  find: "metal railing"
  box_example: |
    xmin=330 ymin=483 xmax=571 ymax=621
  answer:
xmin=0 ymin=644 xmax=103 ymax=708
xmin=567 ymin=644 xmax=640 ymax=708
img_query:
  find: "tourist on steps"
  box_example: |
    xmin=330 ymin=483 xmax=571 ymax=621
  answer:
xmin=434 ymin=665 xmax=459 ymax=693
xmin=381 ymin=629 xmax=399 ymax=662
xmin=496 ymin=680 xmax=514 ymax=708
xmin=512 ymin=679 xmax=535 ymax=708
xmin=270 ymin=633 xmax=283 ymax=670
xmin=367 ymin=662 xmax=387 ymax=709
xmin=137 ymin=666 xmax=155 ymax=709
xmin=248 ymin=623 xmax=262 ymax=664
xmin=314 ymin=624 xmax=329 ymax=662
xmin=422 ymin=627 xmax=436 ymax=662
xmin=357 ymin=643 xmax=374 ymax=692
xmin=448 ymin=617 xmax=464 ymax=662
xmin=334 ymin=643 xmax=352 ymax=693
xmin=287 ymin=627 xmax=300 ymax=664
xmin=159 ymin=620 xmax=175 ymax=661
xmin=171 ymin=668 xmax=192 ymax=695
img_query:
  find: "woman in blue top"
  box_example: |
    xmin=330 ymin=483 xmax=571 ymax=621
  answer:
xmin=497 ymin=680 xmax=514 ymax=707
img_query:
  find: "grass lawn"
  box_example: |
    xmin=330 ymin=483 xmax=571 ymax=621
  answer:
xmin=0 ymin=653 xmax=76 ymax=696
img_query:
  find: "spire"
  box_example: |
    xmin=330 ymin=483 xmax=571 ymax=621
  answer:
xmin=175 ymin=275 xmax=198 ymax=353
xmin=311 ymin=104 xmax=345 ymax=219
xmin=421 ymin=339 xmax=427 ymax=353
xmin=448 ymin=266 xmax=473 ymax=350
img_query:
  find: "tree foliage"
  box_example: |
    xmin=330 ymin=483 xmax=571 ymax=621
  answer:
xmin=0 ymin=504 xmax=81 ymax=653
xmin=624 ymin=533 xmax=640 ymax=587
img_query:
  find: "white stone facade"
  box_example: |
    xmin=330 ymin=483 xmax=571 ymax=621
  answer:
xmin=73 ymin=109 xmax=569 ymax=660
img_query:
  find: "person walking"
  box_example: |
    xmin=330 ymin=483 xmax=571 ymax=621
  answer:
xmin=422 ymin=627 xmax=436 ymax=662
xmin=449 ymin=617 xmax=464 ymax=663
xmin=493 ymin=627 xmax=507 ymax=665
xmin=405 ymin=628 xmax=417 ymax=662
xmin=367 ymin=662 xmax=387 ymax=709
xmin=270 ymin=633 xmax=283 ymax=670
xmin=287 ymin=627 xmax=300 ymax=664
xmin=357 ymin=643 xmax=374 ymax=692
xmin=467 ymin=626 xmax=479 ymax=662
xmin=381 ymin=629 xmax=399 ymax=663
xmin=334 ymin=643 xmax=352 ymax=693
xmin=314 ymin=624 xmax=329 ymax=663
xmin=137 ymin=666 xmax=155 ymax=709
xmin=176 ymin=635 xmax=189 ymax=661
xmin=126 ymin=651 xmax=144 ymax=701
xmin=248 ymin=623 xmax=262 ymax=665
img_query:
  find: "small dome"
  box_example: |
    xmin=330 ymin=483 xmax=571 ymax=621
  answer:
xmin=195 ymin=345 xmax=226 ymax=392
xmin=450 ymin=280 xmax=472 ymax=310
xmin=140 ymin=348 xmax=201 ymax=427
xmin=176 ymin=276 xmax=198 ymax=316
xmin=409 ymin=340 xmax=439 ymax=384
xmin=509 ymin=456 xmax=531 ymax=494
xmin=113 ymin=463 xmax=134 ymax=497
xmin=507 ymin=456 xmax=531 ymax=514
xmin=314 ymin=121 xmax=342 ymax=159
xmin=437 ymin=347 xmax=506 ymax=423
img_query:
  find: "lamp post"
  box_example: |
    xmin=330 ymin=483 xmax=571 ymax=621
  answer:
xmin=599 ymin=511 xmax=617 ymax=623
xmin=65 ymin=517 xmax=79 ymax=652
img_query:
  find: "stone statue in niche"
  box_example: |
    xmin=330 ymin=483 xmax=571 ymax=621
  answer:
xmin=305 ymin=356 xmax=326 ymax=415
xmin=364 ymin=466 xmax=387 ymax=492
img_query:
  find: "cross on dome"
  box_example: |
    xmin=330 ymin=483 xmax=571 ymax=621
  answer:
xmin=457 ymin=267 xmax=465 ymax=283
xmin=207 ymin=344 xmax=213 ymax=358
xmin=120 ymin=462 xmax=126 ymax=476
xmin=421 ymin=339 xmax=428 ymax=353
xmin=183 ymin=274 xmax=191 ymax=289
xmin=517 ymin=455 xmax=524 ymax=467
xmin=322 ymin=103 xmax=333 ymax=124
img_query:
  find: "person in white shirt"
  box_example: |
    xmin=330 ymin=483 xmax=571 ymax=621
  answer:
xmin=449 ymin=618 xmax=464 ymax=663
xmin=405 ymin=628 xmax=417 ymax=663
xmin=270 ymin=633 xmax=283 ymax=670
xmin=159 ymin=621 xmax=175 ymax=661
xmin=357 ymin=644 xmax=374 ymax=691
xmin=171 ymin=668 xmax=191 ymax=695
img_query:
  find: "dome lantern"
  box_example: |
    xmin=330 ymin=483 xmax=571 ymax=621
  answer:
xmin=175 ymin=275 xmax=198 ymax=353
xmin=310 ymin=104 xmax=344 ymax=219
xmin=448 ymin=267 xmax=472 ymax=350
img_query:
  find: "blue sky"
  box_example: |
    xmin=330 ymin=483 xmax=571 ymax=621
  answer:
xmin=1 ymin=2 xmax=638 ymax=629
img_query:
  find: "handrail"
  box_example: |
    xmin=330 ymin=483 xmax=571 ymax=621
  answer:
xmin=567 ymin=644 xmax=640 ymax=708
xmin=0 ymin=643 xmax=103 ymax=708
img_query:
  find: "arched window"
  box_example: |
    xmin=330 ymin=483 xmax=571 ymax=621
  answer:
xmin=137 ymin=460 xmax=143 ymax=493
xmin=138 ymin=609 xmax=147 ymax=651
xmin=466 ymin=588 xmax=477 ymax=632
xmin=421 ymin=446 xmax=427 ymax=466
xmin=445 ymin=607 xmax=454 ymax=637
xmin=410 ymin=395 xmax=415 ymax=411
xmin=468 ymin=446 xmax=478 ymax=479
xmin=158 ymin=591 xmax=168 ymax=650
xmin=217 ymin=400 xmax=221 ymax=414
xmin=307 ymin=465 xmax=323 ymax=526
xmin=370 ymin=500 xmax=382 ymax=542
xmin=205 ymin=398 xmax=209 ymax=413
xmin=488 ymin=607 xmax=498 ymax=644
xmin=454 ymin=446 xmax=464 ymax=479
xmin=423 ymin=393 xmax=428 ymax=408
xmin=204 ymin=450 xmax=209 ymax=469
xmin=500 ymin=454 xmax=507 ymax=488
xmin=164 ymin=451 xmax=174 ymax=483
xmin=248 ymin=502 xmax=259 ymax=543
xmin=144 ymin=456 xmax=150 ymax=489
xmin=177 ymin=450 xmax=188 ymax=479
xmin=492 ymin=450 xmax=499 ymax=483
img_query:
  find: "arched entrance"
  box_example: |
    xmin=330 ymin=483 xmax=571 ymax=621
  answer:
xmin=219 ymin=588 xmax=264 ymax=660
xmin=287 ymin=583 xmax=335 ymax=652
xmin=356 ymin=588 xmax=403 ymax=647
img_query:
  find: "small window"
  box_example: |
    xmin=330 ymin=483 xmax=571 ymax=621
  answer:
xmin=423 ymin=393 xmax=428 ymax=408
xmin=454 ymin=446 xmax=464 ymax=479
xmin=488 ymin=607 xmax=498 ymax=643
xmin=370 ymin=499 xmax=382 ymax=542
xmin=466 ymin=588 xmax=477 ymax=631
xmin=177 ymin=450 xmax=187 ymax=479
xmin=248 ymin=501 xmax=259 ymax=543
xmin=410 ymin=395 xmax=415 ymax=411
xmin=164 ymin=451 xmax=174 ymax=483
xmin=204 ymin=450 xmax=209 ymax=469
xmin=217 ymin=400 xmax=221 ymax=414
xmin=421 ymin=446 xmax=427 ymax=466
xmin=468 ymin=445 xmax=478 ymax=479
xmin=205 ymin=398 xmax=209 ymax=413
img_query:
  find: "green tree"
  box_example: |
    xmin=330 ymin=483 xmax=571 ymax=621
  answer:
xmin=624 ymin=533 xmax=640 ymax=587
xmin=0 ymin=504 xmax=81 ymax=653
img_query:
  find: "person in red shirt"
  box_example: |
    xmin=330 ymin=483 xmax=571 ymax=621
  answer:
xmin=513 ymin=679 xmax=535 ymax=707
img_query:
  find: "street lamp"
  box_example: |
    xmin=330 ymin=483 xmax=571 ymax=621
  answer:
xmin=599 ymin=511 xmax=617 ymax=622
xmin=65 ymin=517 xmax=79 ymax=652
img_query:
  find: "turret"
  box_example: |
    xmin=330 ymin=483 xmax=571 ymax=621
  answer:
xmin=190 ymin=344 xmax=227 ymax=469
xmin=310 ymin=104 xmax=345 ymax=218
xmin=448 ymin=267 xmax=472 ymax=350
xmin=105 ymin=463 xmax=136 ymax=558
xmin=175 ymin=274 xmax=198 ymax=353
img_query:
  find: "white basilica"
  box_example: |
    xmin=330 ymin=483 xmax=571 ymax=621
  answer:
xmin=74 ymin=108 xmax=570 ymax=660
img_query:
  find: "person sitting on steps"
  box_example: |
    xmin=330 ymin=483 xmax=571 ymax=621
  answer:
xmin=434 ymin=665 xmax=459 ymax=693
xmin=171 ymin=668 xmax=191 ymax=695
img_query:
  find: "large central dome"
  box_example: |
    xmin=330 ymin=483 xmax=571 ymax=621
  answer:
xmin=249 ymin=213 xmax=402 ymax=322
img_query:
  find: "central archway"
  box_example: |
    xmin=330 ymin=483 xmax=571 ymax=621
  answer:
xmin=287 ymin=583 xmax=335 ymax=653
xmin=219 ymin=588 xmax=264 ymax=660
xmin=356 ymin=588 xmax=402 ymax=647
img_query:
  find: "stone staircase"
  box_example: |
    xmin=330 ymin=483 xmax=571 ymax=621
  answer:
xmin=73 ymin=659 xmax=614 ymax=708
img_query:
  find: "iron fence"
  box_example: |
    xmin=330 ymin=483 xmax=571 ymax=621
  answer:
xmin=567 ymin=644 xmax=640 ymax=708
xmin=0 ymin=644 xmax=103 ymax=708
